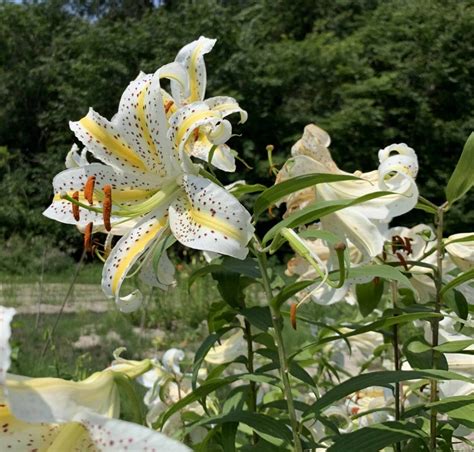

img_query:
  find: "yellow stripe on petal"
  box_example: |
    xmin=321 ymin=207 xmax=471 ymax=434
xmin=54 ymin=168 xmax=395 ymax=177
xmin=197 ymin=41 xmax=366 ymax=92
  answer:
xmin=54 ymin=189 xmax=155 ymax=203
xmin=189 ymin=209 xmax=245 ymax=243
xmin=176 ymin=111 xmax=220 ymax=146
xmin=189 ymin=41 xmax=203 ymax=101
xmin=79 ymin=116 xmax=147 ymax=171
xmin=136 ymin=83 xmax=161 ymax=163
xmin=111 ymin=220 xmax=167 ymax=295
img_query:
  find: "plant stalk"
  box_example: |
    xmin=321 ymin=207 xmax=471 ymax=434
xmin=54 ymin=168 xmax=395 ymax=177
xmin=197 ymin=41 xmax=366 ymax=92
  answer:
xmin=255 ymin=247 xmax=302 ymax=452
xmin=430 ymin=203 xmax=446 ymax=451
xmin=391 ymin=281 xmax=402 ymax=452
xmin=244 ymin=318 xmax=258 ymax=444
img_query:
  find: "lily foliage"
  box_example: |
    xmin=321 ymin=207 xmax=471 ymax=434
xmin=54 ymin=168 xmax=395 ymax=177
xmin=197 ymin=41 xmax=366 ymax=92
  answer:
xmin=29 ymin=35 xmax=474 ymax=450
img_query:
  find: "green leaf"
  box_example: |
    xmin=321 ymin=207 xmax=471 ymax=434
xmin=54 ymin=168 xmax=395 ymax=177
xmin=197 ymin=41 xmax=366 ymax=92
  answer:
xmin=446 ymin=132 xmax=474 ymax=204
xmin=302 ymin=370 xmax=473 ymax=420
xmin=404 ymin=335 xmax=448 ymax=370
xmin=240 ymin=306 xmax=272 ymax=331
xmin=444 ymin=289 xmax=469 ymax=320
xmin=441 ymin=268 xmax=474 ymax=295
xmin=221 ymin=422 xmax=238 ymax=452
xmin=355 ymin=277 xmax=385 ymax=316
xmin=434 ymin=340 xmax=474 ymax=353
xmin=192 ymin=326 xmax=235 ymax=389
xmin=271 ymin=280 xmax=315 ymax=309
xmin=290 ymin=312 xmax=443 ymax=359
xmin=254 ymin=173 xmax=361 ymax=218
xmin=262 ymin=191 xmax=393 ymax=245
xmin=328 ymin=421 xmax=427 ymax=452
xmin=192 ymin=411 xmax=293 ymax=443
xmin=428 ymin=395 xmax=474 ymax=429
xmin=188 ymin=256 xmax=260 ymax=290
xmin=229 ymin=183 xmax=267 ymax=199
xmin=349 ymin=264 xmax=413 ymax=290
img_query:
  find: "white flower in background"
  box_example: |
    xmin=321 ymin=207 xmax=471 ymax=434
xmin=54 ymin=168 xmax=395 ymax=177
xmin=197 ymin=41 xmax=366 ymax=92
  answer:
xmin=445 ymin=233 xmax=474 ymax=271
xmin=285 ymin=229 xmax=362 ymax=305
xmin=162 ymin=348 xmax=186 ymax=375
xmin=276 ymin=124 xmax=419 ymax=258
xmin=0 ymin=306 xmax=189 ymax=451
xmin=44 ymin=37 xmax=254 ymax=312
xmin=346 ymin=387 xmax=394 ymax=427
xmin=205 ymin=328 xmax=247 ymax=364
xmin=65 ymin=143 xmax=89 ymax=168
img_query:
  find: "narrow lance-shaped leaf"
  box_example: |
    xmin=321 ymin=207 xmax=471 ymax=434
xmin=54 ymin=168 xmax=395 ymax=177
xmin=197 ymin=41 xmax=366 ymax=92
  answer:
xmin=262 ymin=191 xmax=393 ymax=245
xmin=254 ymin=173 xmax=361 ymax=218
xmin=446 ymin=132 xmax=474 ymax=204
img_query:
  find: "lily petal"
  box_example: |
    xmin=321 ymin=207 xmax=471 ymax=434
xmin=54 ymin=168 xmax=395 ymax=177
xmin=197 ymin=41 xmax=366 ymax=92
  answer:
xmin=191 ymin=134 xmax=236 ymax=172
xmin=114 ymin=64 xmax=188 ymax=177
xmin=0 ymin=306 xmax=15 ymax=385
xmin=6 ymin=371 xmax=119 ymax=423
xmin=205 ymin=96 xmax=248 ymax=124
xmin=101 ymin=208 xmax=169 ymax=310
xmin=65 ymin=143 xmax=88 ymax=168
xmin=139 ymin=250 xmax=176 ymax=289
xmin=70 ymin=108 xmax=148 ymax=173
xmin=169 ymin=175 xmax=254 ymax=259
xmin=172 ymin=36 xmax=216 ymax=103
xmin=43 ymin=163 xmax=159 ymax=227
xmin=74 ymin=410 xmax=191 ymax=451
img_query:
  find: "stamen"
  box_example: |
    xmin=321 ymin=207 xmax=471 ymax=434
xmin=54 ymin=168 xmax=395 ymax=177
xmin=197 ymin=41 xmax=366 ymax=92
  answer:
xmin=84 ymin=222 xmax=93 ymax=253
xmin=193 ymin=128 xmax=200 ymax=142
xmin=164 ymin=100 xmax=174 ymax=114
xmin=71 ymin=191 xmax=80 ymax=221
xmin=102 ymin=184 xmax=112 ymax=232
xmin=391 ymin=235 xmax=405 ymax=254
xmin=404 ymin=237 xmax=413 ymax=255
xmin=395 ymin=252 xmax=409 ymax=271
xmin=84 ymin=176 xmax=96 ymax=205
xmin=290 ymin=303 xmax=297 ymax=330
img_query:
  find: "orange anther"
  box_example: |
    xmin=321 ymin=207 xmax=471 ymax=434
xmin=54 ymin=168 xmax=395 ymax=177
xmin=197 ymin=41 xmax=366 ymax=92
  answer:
xmin=71 ymin=191 xmax=80 ymax=221
xmin=84 ymin=176 xmax=96 ymax=205
xmin=84 ymin=222 xmax=93 ymax=253
xmin=164 ymin=100 xmax=174 ymax=114
xmin=396 ymin=252 xmax=409 ymax=271
xmin=102 ymin=185 xmax=112 ymax=232
xmin=290 ymin=303 xmax=297 ymax=330
xmin=193 ymin=128 xmax=200 ymax=142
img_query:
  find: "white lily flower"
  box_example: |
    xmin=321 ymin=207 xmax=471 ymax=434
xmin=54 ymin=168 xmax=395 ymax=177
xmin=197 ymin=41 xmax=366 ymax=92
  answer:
xmin=169 ymin=36 xmax=248 ymax=172
xmin=285 ymin=229 xmax=362 ymax=305
xmin=65 ymin=143 xmax=89 ymax=169
xmin=205 ymin=329 xmax=247 ymax=364
xmin=162 ymin=348 xmax=185 ymax=375
xmin=0 ymin=306 xmax=190 ymax=451
xmin=445 ymin=233 xmax=474 ymax=271
xmin=44 ymin=39 xmax=254 ymax=312
xmin=277 ymin=124 xmax=419 ymax=258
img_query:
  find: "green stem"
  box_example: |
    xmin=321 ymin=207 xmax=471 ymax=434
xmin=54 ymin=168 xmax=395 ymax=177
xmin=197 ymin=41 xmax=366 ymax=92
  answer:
xmin=391 ymin=281 xmax=401 ymax=452
xmin=255 ymin=244 xmax=302 ymax=452
xmin=430 ymin=203 xmax=446 ymax=452
xmin=244 ymin=318 xmax=258 ymax=445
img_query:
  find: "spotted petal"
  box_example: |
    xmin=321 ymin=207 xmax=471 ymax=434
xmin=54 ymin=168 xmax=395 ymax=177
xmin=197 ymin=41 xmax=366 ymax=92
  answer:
xmin=43 ymin=163 xmax=160 ymax=228
xmin=205 ymin=96 xmax=248 ymax=124
xmin=114 ymin=64 xmax=188 ymax=177
xmin=168 ymin=102 xmax=231 ymax=155
xmin=101 ymin=207 xmax=170 ymax=311
xmin=70 ymin=108 xmax=149 ymax=173
xmin=169 ymin=175 xmax=253 ymax=259
xmin=171 ymin=36 xmax=216 ymax=104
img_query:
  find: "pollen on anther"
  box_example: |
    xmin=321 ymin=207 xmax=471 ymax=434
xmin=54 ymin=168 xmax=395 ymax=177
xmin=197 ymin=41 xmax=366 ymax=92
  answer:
xmin=72 ymin=191 xmax=80 ymax=221
xmin=84 ymin=222 xmax=93 ymax=253
xmin=84 ymin=176 xmax=96 ymax=205
xmin=102 ymin=185 xmax=112 ymax=232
